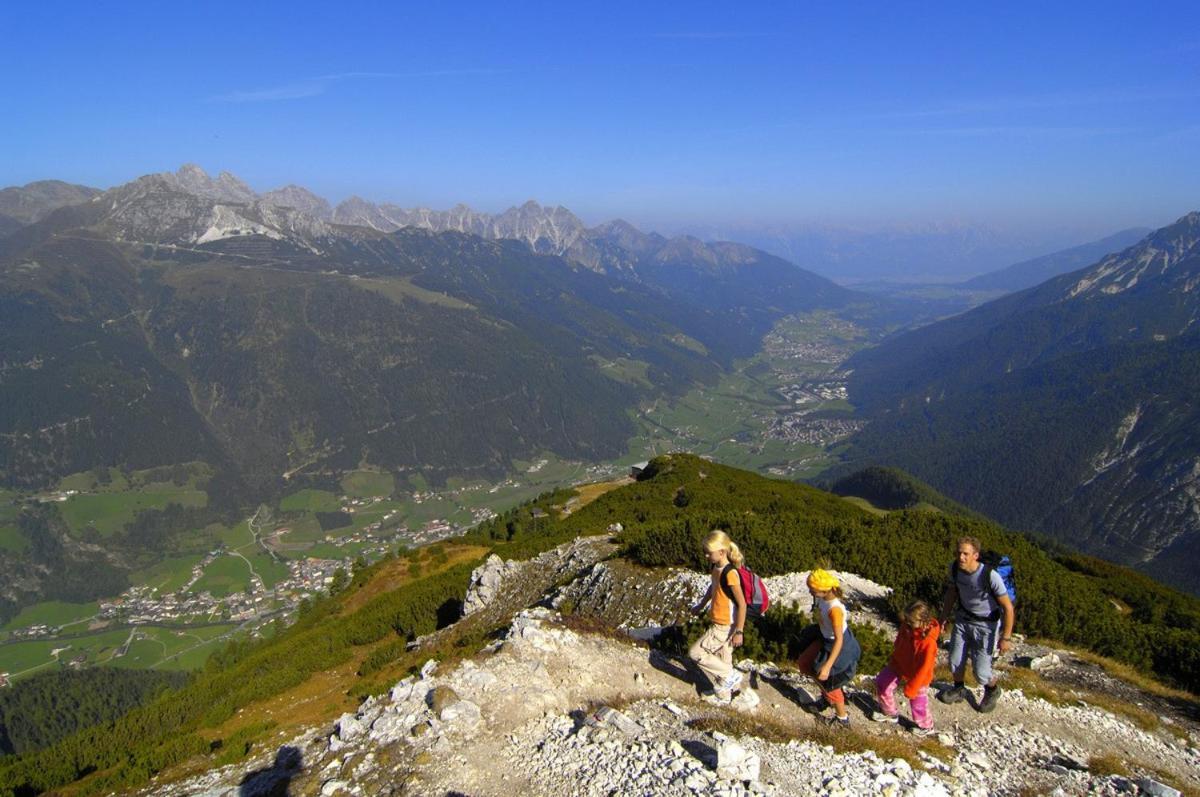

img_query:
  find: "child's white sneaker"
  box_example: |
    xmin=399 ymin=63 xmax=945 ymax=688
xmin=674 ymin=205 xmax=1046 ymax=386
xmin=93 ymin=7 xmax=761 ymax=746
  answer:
xmin=721 ymin=671 xmax=744 ymax=693
xmin=871 ymin=711 xmax=900 ymax=724
xmin=702 ymin=689 xmax=733 ymax=706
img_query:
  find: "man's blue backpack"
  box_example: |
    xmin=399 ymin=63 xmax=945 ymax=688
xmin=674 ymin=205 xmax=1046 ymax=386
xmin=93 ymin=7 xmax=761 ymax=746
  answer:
xmin=978 ymin=551 xmax=1017 ymax=604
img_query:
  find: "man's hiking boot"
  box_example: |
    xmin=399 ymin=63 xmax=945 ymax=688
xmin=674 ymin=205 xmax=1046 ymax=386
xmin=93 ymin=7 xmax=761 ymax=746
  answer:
xmin=871 ymin=711 xmax=900 ymax=724
xmin=937 ymin=684 xmax=969 ymax=704
xmin=979 ymin=685 xmax=1002 ymax=713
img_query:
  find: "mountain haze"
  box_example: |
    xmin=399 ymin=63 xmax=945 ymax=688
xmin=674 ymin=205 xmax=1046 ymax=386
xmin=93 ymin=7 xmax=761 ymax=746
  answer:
xmin=960 ymin=227 xmax=1152 ymax=293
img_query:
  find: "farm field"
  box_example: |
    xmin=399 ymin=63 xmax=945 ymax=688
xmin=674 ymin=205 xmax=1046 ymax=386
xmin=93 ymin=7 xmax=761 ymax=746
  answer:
xmin=131 ymin=554 xmax=208 ymax=594
xmin=2 ymin=601 xmax=98 ymax=633
xmin=340 ymin=470 xmax=395 ymax=498
xmin=0 ymin=622 xmax=241 ymax=677
xmin=60 ymin=487 xmax=207 ymax=537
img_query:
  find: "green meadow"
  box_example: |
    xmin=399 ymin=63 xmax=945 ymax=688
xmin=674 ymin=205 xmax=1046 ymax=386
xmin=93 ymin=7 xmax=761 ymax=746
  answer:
xmin=191 ymin=555 xmax=256 ymax=598
xmin=131 ymin=554 xmax=207 ymax=593
xmin=60 ymin=488 xmax=207 ymax=538
xmin=3 ymin=601 xmax=98 ymax=632
xmin=340 ymin=470 xmax=394 ymax=498
xmin=279 ymin=489 xmax=341 ymax=513
xmin=0 ymin=623 xmax=240 ymax=680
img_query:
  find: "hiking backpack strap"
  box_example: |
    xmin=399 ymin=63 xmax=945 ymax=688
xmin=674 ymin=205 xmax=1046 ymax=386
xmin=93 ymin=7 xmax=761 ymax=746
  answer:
xmin=719 ymin=563 xmax=737 ymax=601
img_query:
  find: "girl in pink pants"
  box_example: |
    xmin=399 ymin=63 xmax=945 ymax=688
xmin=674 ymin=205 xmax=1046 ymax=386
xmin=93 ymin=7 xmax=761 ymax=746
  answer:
xmin=874 ymin=600 xmax=941 ymax=734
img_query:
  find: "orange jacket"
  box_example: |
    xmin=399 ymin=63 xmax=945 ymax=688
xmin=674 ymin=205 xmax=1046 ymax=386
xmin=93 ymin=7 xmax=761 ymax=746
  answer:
xmin=889 ymin=620 xmax=941 ymax=698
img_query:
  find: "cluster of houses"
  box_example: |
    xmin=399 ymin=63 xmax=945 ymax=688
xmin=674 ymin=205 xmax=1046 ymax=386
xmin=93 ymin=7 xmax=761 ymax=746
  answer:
xmin=33 ymin=488 xmax=79 ymax=503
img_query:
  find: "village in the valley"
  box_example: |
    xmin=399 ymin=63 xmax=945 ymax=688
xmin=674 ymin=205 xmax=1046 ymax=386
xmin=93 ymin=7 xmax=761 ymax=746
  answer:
xmin=1 ymin=491 xmax=488 ymax=660
xmin=760 ymin=314 xmax=868 ymax=447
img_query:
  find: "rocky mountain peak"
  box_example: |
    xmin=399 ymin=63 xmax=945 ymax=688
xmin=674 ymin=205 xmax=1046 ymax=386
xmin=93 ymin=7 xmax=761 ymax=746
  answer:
xmin=260 ymin=184 xmax=333 ymax=219
xmin=162 ymin=163 xmax=257 ymax=204
xmin=214 ymin=171 xmax=257 ymax=203
xmin=1063 ymin=209 xmax=1200 ymax=300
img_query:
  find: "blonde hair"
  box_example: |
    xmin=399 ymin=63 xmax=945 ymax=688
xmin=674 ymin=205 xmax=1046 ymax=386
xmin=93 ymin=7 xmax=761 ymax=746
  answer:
xmin=704 ymin=529 xmax=744 ymax=567
xmin=956 ymin=536 xmax=982 ymax=554
xmin=903 ymin=599 xmax=934 ymax=628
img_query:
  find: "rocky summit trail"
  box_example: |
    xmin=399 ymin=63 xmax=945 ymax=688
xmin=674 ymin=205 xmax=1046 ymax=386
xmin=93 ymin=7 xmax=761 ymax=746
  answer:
xmin=138 ymin=537 xmax=1200 ymax=797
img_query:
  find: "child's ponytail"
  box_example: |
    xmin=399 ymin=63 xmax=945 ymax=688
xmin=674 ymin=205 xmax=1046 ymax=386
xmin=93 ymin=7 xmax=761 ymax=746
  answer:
xmin=728 ymin=541 xmax=745 ymax=568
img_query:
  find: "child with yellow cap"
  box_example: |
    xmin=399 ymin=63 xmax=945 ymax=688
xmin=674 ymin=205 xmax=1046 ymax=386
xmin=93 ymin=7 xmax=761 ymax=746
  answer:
xmin=795 ymin=568 xmax=861 ymax=728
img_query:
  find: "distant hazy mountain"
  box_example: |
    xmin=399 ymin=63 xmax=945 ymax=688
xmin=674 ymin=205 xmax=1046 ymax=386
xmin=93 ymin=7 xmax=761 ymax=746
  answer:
xmin=0 ymin=180 xmax=101 ymax=236
xmin=845 ymin=228 xmax=1156 ymax=324
xmin=842 ymin=212 xmax=1200 ymax=592
xmin=960 ymin=227 xmax=1152 ymax=293
xmin=676 ymin=221 xmax=1097 ymax=283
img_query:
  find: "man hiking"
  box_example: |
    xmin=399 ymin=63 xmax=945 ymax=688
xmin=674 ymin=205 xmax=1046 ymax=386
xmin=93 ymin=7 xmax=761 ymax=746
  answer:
xmin=937 ymin=536 xmax=1015 ymax=713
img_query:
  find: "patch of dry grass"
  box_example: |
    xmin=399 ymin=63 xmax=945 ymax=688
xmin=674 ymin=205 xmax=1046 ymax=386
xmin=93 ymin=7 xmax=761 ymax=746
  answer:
xmin=687 ymin=709 xmax=932 ymax=768
xmin=1003 ymin=668 xmax=1073 ymax=707
xmin=1087 ymin=753 xmax=1131 ymax=778
xmin=1063 ymin=645 xmax=1198 ymax=705
xmin=572 ymin=479 xmax=631 ymax=511
xmin=686 ymin=712 xmax=801 ymax=744
xmin=338 ymin=544 xmax=487 ymax=615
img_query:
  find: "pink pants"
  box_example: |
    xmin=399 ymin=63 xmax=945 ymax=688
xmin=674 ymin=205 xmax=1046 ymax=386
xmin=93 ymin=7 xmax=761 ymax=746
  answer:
xmin=874 ymin=665 xmax=932 ymax=729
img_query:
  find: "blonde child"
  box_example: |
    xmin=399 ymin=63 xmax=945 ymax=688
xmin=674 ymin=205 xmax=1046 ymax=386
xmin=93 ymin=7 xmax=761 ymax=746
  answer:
xmin=795 ymin=569 xmax=861 ymax=728
xmin=689 ymin=530 xmax=747 ymax=704
xmin=873 ymin=600 xmax=941 ymax=735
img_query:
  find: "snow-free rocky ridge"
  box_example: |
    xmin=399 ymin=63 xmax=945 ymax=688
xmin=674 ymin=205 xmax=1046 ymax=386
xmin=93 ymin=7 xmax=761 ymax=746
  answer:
xmin=136 ymin=536 xmax=1199 ymax=797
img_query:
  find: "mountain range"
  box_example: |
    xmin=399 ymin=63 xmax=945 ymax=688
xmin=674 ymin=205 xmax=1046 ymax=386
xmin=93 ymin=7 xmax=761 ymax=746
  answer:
xmin=0 ymin=165 xmax=857 ymax=499
xmin=841 ymin=212 xmax=1200 ymax=592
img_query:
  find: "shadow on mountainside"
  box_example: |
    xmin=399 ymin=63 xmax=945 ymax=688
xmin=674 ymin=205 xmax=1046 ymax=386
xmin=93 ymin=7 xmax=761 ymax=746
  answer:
xmin=238 ymin=746 xmax=303 ymax=797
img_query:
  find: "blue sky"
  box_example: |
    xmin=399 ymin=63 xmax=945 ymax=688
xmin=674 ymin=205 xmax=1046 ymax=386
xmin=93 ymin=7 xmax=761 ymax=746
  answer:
xmin=4 ymin=1 xmax=1198 ymax=235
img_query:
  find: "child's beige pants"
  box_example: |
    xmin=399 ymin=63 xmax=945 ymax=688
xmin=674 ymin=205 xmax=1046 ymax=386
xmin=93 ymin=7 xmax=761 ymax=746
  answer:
xmin=689 ymin=623 xmax=734 ymax=689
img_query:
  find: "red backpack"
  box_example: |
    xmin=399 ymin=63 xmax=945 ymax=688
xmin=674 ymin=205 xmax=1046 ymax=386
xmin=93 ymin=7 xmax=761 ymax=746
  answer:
xmin=720 ymin=563 xmax=770 ymax=619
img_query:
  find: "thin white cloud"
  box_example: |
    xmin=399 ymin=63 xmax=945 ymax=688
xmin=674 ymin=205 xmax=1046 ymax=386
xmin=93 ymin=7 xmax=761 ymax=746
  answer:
xmin=212 ymin=81 xmax=329 ymax=103
xmin=210 ymin=68 xmax=509 ymax=103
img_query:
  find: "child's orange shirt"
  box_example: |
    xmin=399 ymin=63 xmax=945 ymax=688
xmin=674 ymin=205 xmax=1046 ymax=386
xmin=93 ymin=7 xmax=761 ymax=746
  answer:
xmin=710 ymin=567 xmax=742 ymax=626
xmin=889 ymin=620 xmax=941 ymax=698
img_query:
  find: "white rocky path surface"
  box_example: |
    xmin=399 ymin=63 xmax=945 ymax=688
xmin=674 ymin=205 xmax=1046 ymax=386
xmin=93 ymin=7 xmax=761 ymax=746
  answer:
xmin=143 ymin=600 xmax=1200 ymax=797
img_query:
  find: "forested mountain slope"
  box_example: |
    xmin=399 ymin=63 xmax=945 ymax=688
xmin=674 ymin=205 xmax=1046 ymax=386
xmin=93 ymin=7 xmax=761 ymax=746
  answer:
xmin=842 ymin=213 xmax=1200 ymax=592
